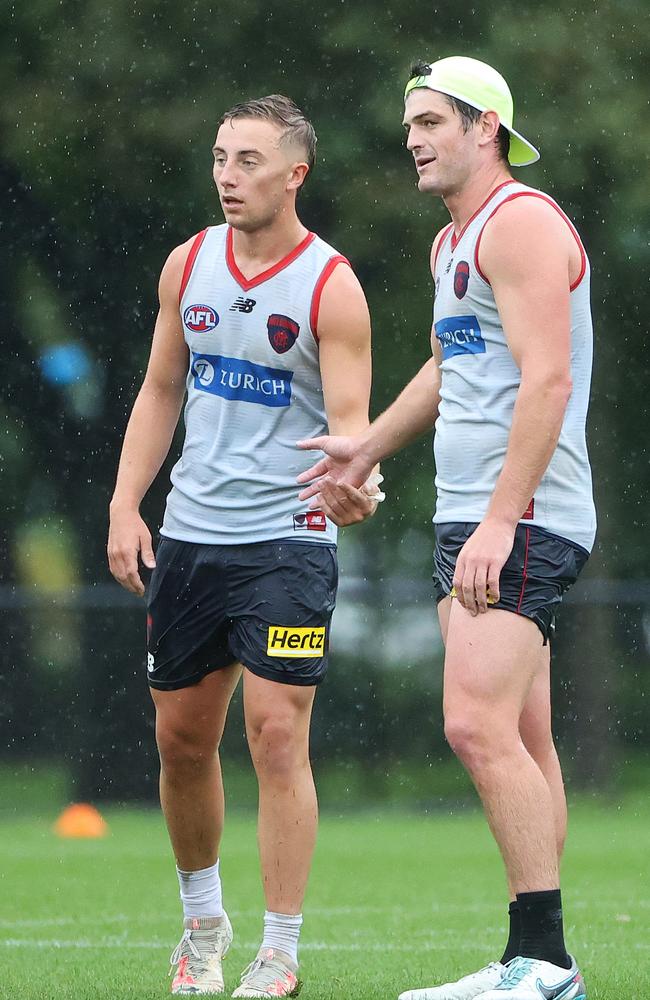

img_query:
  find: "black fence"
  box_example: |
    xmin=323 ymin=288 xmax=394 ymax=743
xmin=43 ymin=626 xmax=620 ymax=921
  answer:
xmin=2 ymin=577 xmax=649 ymax=806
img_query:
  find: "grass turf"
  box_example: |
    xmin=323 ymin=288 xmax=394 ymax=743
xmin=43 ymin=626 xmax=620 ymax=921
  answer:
xmin=1 ymin=801 xmax=648 ymax=999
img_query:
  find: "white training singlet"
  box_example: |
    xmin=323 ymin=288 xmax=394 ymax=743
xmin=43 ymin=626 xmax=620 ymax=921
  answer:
xmin=432 ymin=180 xmax=596 ymax=552
xmin=161 ymin=224 xmax=348 ymax=546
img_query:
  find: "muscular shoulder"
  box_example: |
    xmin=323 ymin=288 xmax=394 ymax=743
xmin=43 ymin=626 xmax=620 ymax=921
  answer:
xmin=479 ymin=196 xmax=576 ymax=270
xmin=317 ymin=261 xmax=370 ymax=342
xmin=159 ymin=233 xmax=204 ymax=304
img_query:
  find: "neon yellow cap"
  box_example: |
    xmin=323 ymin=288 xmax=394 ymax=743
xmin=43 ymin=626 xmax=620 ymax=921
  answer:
xmin=404 ymin=56 xmax=539 ymax=167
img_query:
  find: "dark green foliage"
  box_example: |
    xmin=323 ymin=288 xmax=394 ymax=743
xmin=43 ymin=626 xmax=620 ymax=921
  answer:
xmin=3 ymin=0 xmax=648 ymax=579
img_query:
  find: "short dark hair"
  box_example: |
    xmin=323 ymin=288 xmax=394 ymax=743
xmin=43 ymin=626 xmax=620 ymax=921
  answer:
xmin=407 ymin=61 xmax=510 ymax=165
xmin=217 ymin=95 xmax=317 ymax=181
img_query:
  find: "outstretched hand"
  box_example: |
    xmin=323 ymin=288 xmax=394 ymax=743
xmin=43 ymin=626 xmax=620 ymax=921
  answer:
xmin=296 ymin=434 xmax=375 ymax=503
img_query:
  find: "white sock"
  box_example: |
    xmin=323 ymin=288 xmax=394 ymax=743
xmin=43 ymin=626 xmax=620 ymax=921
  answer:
xmin=261 ymin=910 xmax=303 ymax=965
xmin=176 ymin=860 xmax=224 ymax=919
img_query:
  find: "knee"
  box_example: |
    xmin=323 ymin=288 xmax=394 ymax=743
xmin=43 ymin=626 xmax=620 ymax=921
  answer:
xmin=156 ymin=716 xmax=218 ymax=772
xmin=444 ymin=713 xmax=494 ymax=773
xmin=247 ymin=715 xmax=305 ymax=781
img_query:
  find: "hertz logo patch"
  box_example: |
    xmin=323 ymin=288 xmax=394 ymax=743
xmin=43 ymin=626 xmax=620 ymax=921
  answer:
xmin=267 ymin=626 xmax=326 ymax=658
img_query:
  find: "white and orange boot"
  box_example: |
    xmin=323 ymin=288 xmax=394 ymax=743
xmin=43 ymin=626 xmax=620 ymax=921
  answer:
xmin=169 ymin=913 xmax=233 ymax=994
xmin=232 ymin=947 xmax=301 ymax=998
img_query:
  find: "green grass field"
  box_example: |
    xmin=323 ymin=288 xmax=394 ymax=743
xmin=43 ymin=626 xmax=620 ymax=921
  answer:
xmin=1 ymin=802 xmax=648 ymax=999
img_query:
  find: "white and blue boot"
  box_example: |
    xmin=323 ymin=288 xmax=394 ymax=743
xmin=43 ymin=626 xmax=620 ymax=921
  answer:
xmin=477 ymin=955 xmax=586 ymax=1000
xmin=398 ymin=962 xmax=507 ymax=1000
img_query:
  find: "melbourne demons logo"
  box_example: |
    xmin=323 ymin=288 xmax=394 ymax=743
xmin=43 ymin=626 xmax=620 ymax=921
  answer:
xmin=184 ymin=304 xmax=219 ymax=332
xmin=267 ymin=314 xmax=299 ymax=354
xmin=454 ymin=261 xmax=470 ymax=299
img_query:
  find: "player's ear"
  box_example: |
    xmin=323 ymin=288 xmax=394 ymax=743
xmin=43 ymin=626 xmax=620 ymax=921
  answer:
xmin=287 ymin=161 xmax=309 ymax=191
xmin=478 ymin=111 xmax=500 ymax=147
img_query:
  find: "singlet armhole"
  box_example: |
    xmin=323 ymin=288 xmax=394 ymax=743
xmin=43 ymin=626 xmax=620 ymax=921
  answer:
xmin=309 ymin=255 xmax=351 ymax=342
xmin=178 ymin=228 xmax=209 ymax=305
xmin=432 ymin=224 xmax=454 ymax=278
xmin=473 ymin=193 xmax=587 ymax=291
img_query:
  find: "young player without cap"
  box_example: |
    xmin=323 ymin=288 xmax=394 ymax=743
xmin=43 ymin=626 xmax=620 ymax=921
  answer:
xmin=297 ymin=56 xmax=595 ymax=1000
xmin=108 ymin=94 xmax=382 ymax=997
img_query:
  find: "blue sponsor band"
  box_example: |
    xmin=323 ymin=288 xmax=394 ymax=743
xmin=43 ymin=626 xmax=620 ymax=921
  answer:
xmin=435 ymin=314 xmax=485 ymax=359
xmin=191 ymin=352 xmax=293 ymax=407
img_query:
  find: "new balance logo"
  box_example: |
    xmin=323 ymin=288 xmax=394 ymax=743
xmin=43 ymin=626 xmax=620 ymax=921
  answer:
xmin=230 ymin=297 xmax=256 ymax=313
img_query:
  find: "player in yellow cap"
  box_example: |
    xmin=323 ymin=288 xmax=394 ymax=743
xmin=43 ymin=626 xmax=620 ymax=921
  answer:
xmin=297 ymin=55 xmax=594 ymax=1000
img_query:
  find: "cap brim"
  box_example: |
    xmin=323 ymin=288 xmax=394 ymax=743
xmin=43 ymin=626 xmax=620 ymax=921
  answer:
xmin=507 ymin=127 xmax=539 ymax=166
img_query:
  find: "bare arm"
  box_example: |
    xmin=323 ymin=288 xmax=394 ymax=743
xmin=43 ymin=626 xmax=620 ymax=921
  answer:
xmin=353 ymin=348 xmax=441 ymax=463
xmin=452 ymin=197 xmax=577 ymax=614
xmin=107 ymin=240 xmax=192 ymax=595
xmin=297 ymin=349 xmax=441 ymax=499
xmin=311 ymin=263 xmax=377 ymax=524
xmin=297 ymin=229 xmax=447 ymax=496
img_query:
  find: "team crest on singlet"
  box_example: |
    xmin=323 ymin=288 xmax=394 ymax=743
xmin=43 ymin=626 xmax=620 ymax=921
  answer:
xmin=267 ymin=314 xmax=299 ymax=354
xmin=454 ymin=261 xmax=470 ymax=299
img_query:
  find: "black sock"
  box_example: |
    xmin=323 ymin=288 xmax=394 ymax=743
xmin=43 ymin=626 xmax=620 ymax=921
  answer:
xmin=517 ymin=890 xmax=571 ymax=969
xmin=500 ymin=901 xmax=521 ymax=965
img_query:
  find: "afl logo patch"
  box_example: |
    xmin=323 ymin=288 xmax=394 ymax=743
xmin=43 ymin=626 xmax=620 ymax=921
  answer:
xmin=268 ymin=313 xmax=299 ymax=354
xmin=453 ymin=261 xmax=470 ymax=299
xmin=184 ymin=304 xmax=219 ymax=332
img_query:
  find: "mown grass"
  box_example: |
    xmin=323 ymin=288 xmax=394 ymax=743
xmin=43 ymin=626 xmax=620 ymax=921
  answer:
xmin=1 ymin=801 xmax=648 ymax=999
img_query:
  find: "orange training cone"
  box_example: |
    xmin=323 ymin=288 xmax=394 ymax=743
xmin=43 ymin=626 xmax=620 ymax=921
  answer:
xmin=54 ymin=803 xmax=108 ymax=838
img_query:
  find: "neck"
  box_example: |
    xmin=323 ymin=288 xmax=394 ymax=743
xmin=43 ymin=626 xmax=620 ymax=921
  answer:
xmin=443 ymin=162 xmax=513 ymax=234
xmin=230 ymin=209 xmax=308 ymax=267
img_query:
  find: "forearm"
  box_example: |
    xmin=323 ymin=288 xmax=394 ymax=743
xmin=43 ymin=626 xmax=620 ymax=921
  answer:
xmin=486 ymin=376 xmax=571 ymax=527
xmin=110 ymin=383 xmax=185 ymax=510
xmin=360 ymin=357 xmax=440 ymax=464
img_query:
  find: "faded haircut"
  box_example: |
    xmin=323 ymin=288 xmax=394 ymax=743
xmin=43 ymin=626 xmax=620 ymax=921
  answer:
xmin=408 ymin=61 xmax=510 ymax=164
xmin=218 ymin=94 xmax=317 ymax=182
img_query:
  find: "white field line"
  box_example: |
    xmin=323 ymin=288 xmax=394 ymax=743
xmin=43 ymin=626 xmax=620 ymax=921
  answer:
xmin=0 ymin=896 xmax=644 ymax=933
xmin=0 ymin=937 xmax=497 ymax=951
xmin=0 ymin=903 xmax=518 ymax=930
xmin=1 ymin=937 xmax=649 ymax=952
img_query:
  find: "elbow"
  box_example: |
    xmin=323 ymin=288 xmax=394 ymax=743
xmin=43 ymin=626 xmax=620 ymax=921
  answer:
xmin=523 ymin=370 xmax=572 ymax=406
xmin=550 ymin=374 xmax=572 ymax=406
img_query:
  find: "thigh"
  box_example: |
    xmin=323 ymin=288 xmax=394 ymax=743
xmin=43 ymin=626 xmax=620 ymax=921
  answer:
xmin=518 ymin=642 xmax=552 ymax=752
xmin=146 ymin=538 xmax=237 ymax=691
xmin=226 ymin=542 xmax=338 ymax=687
xmin=243 ymin=669 xmax=317 ymax=741
xmin=437 ymin=595 xmax=452 ymax=646
xmin=152 ymin=662 xmax=243 ymax=750
xmin=443 ymin=601 xmax=544 ymax=727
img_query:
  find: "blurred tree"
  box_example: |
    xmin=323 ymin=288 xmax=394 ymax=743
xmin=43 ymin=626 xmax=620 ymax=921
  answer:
xmin=1 ymin=0 xmax=649 ymax=789
xmin=2 ymin=0 xmax=648 ymax=578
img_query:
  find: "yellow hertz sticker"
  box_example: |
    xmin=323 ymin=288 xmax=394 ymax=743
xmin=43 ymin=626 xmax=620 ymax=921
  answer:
xmin=450 ymin=586 xmax=497 ymax=605
xmin=267 ymin=626 xmax=326 ymax=658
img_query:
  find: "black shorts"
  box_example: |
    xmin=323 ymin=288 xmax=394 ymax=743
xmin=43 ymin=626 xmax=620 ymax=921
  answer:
xmin=432 ymin=522 xmax=589 ymax=642
xmin=146 ymin=538 xmax=338 ymax=690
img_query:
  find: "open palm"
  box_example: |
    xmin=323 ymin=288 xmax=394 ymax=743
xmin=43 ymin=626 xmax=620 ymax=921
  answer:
xmin=296 ymin=435 xmax=374 ymax=500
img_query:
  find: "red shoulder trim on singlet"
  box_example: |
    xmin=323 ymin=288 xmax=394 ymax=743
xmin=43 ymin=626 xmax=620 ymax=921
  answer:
xmin=309 ymin=255 xmax=351 ymax=342
xmin=432 ymin=224 xmax=454 ymax=275
xmin=226 ymin=227 xmax=316 ymax=291
xmin=179 ymin=229 xmax=209 ymax=304
xmin=450 ymin=179 xmax=518 ymax=251
xmin=474 ymin=192 xmax=587 ymax=291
